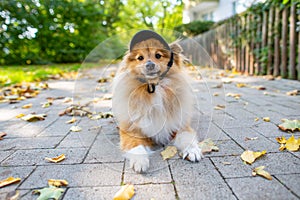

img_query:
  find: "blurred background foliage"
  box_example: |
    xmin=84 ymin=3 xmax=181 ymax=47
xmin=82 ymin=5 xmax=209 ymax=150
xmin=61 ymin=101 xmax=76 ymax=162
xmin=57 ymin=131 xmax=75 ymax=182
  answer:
xmin=0 ymin=0 xmax=187 ymax=65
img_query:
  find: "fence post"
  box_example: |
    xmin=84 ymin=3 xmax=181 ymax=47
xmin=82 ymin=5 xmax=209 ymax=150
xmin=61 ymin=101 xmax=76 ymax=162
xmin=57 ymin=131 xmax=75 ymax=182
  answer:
xmin=261 ymin=10 xmax=268 ymax=75
xmin=267 ymin=6 xmax=274 ymax=75
xmin=255 ymin=13 xmax=261 ymax=75
xmin=273 ymin=6 xmax=280 ymax=77
xmin=289 ymin=3 xmax=296 ymax=79
xmin=281 ymin=6 xmax=288 ymax=78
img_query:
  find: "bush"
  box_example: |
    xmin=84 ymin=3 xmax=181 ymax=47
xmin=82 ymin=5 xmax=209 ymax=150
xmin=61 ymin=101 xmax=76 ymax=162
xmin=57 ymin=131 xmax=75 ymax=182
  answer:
xmin=175 ymin=20 xmax=215 ymax=37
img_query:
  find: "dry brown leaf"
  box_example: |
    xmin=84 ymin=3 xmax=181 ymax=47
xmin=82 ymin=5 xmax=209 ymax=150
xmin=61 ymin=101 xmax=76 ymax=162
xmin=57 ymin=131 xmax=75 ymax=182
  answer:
xmin=113 ymin=184 xmax=135 ymax=200
xmin=45 ymin=154 xmax=65 ymax=163
xmin=22 ymin=103 xmax=32 ymax=109
xmin=198 ymin=138 xmax=219 ymax=153
xmin=70 ymin=125 xmax=82 ymax=132
xmin=213 ymin=92 xmax=219 ymax=96
xmin=15 ymin=113 xmax=25 ymax=118
xmin=278 ymin=119 xmax=300 ymax=132
xmin=0 ymin=177 xmax=21 ymax=188
xmin=0 ymin=132 xmax=7 ymax=140
xmin=48 ymin=179 xmax=68 ymax=187
xmin=21 ymin=113 xmax=46 ymax=122
xmin=65 ymin=117 xmax=77 ymax=124
xmin=161 ymin=146 xmax=177 ymax=160
xmin=212 ymin=83 xmax=223 ymax=88
xmin=63 ymin=97 xmax=73 ymax=103
xmin=286 ymin=90 xmax=299 ymax=96
xmin=263 ymin=117 xmax=270 ymax=122
xmin=214 ymin=105 xmax=225 ymax=110
xmin=252 ymin=166 xmax=272 ymax=180
xmin=240 ymin=150 xmax=266 ymax=164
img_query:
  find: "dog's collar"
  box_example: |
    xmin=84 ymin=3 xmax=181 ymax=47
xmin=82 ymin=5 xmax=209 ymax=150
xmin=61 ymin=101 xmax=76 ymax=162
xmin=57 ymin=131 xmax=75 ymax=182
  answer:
xmin=136 ymin=51 xmax=173 ymax=94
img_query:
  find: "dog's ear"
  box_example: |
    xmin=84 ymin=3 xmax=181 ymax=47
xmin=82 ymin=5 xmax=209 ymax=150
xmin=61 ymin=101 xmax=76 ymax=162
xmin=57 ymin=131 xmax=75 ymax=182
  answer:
xmin=169 ymin=42 xmax=182 ymax=54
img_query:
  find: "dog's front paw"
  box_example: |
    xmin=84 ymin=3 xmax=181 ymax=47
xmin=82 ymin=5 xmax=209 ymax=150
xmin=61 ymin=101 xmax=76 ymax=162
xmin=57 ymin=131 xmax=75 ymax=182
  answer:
xmin=129 ymin=155 xmax=149 ymax=173
xmin=182 ymin=144 xmax=204 ymax=162
xmin=125 ymin=145 xmax=150 ymax=173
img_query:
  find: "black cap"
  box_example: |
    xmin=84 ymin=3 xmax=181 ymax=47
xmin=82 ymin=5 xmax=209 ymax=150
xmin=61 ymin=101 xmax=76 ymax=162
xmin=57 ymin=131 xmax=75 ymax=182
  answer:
xmin=129 ymin=30 xmax=170 ymax=52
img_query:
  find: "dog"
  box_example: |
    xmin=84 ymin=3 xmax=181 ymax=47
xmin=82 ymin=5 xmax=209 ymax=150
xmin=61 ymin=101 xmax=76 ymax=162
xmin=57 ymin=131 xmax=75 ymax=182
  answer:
xmin=112 ymin=30 xmax=203 ymax=173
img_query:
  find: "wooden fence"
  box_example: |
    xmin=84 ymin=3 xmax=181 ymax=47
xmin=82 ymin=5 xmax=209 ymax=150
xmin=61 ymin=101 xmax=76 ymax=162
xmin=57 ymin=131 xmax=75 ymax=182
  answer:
xmin=185 ymin=2 xmax=299 ymax=80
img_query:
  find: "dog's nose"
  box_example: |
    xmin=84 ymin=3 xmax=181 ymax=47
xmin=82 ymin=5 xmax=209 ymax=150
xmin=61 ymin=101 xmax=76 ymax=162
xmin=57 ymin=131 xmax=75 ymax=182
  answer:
xmin=146 ymin=61 xmax=155 ymax=71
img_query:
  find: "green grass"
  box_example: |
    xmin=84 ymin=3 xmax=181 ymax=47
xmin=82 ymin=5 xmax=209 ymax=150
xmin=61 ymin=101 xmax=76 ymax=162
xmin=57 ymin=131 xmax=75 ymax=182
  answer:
xmin=0 ymin=63 xmax=96 ymax=87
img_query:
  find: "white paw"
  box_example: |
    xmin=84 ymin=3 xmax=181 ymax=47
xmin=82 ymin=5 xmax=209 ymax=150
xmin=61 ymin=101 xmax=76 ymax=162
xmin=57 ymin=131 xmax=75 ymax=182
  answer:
xmin=124 ymin=145 xmax=150 ymax=173
xmin=129 ymin=155 xmax=149 ymax=173
xmin=182 ymin=143 xmax=204 ymax=162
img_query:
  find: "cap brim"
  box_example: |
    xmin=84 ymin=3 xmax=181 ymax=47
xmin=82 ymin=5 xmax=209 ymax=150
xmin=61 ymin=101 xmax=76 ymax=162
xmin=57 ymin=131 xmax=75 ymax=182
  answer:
xmin=129 ymin=30 xmax=170 ymax=52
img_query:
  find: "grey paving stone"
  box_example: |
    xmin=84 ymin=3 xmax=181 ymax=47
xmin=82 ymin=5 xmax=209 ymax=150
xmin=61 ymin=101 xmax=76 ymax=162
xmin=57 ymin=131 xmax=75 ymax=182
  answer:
xmin=275 ymin=174 xmax=300 ymax=197
xmin=223 ymin=127 xmax=279 ymax=152
xmin=1 ymin=148 xmax=88 ymax=166
xmin=84 ymin=133 xmax=123 ymax=163
xmin=197 ymin=122 xmax=231 ymax=141
xmin=204 ymin=140 xmax=244 ymax=157
xmin=0 ymin=136 xmax=63 ymax=150
xmin=171 ymin=158 xmax=236 ymax=200
xmin=64 ymin=184 xmax=176 ymax=200
xmin=37 ymin=115 xmax=74 ymax=137
xmin=0 ymin=166 xmax=35 ymax=195
xmin=19 ymin=163 xmax=123 ymax=189
xmin=253 ymin=152 xmax=300 ymax=175
xmin=123 ymin=153 xmax=172 ymax=184
xmin=226 ymin=177 xmax=298 ymax=200
xmin=0 ymin=150 xmax=15 ymax=162
xmin=210 ymin=156 xmax=252 ymax=178
xmin=0 ymin=189 xmax=32 ymax=200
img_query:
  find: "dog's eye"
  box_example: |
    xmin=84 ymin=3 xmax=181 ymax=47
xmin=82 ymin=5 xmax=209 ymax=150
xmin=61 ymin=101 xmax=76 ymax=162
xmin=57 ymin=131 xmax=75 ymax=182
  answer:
xmin=155 ymin=54 xmax=161 ymax=59
xmin=137 ymin=56 xmax=144 ymax=61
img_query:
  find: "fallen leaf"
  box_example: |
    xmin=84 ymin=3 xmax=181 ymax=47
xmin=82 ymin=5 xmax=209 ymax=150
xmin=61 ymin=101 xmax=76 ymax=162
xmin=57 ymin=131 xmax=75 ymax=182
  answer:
xmin=245 ymin=137 xmax=258 ymax=141
xmin=63 ymin=97 xmax=73 ymax=103
xmin=0 ymin=177 xmax=21 ymax=188
xmin=263 ymin=117 xmax=270 ymax=122
xmin=263 ymin=75 xmax=275 ymax=81
xmin=88 ymin=126 xmax=102 ymax=131
xmin=59 ymin=104 xmax=92 ymax=116
xmin=113 ymin=184 xmax=135 ymax=200
xmin=236 ymin=83 xmax=247 ymax=88
xmin=252 ymin=166 xmax=272 ymax=180
xmin=89 ymin=112 xmax=114 ymax=120
xmin=278 ymin=119 xmax=300 ymax=132
xmin=48 ymin=179 xmax=68 ymax=187
xmin=286 ymin=90 xmax=299 ymax=96
xmin=279 ymin=144 xmax=286 ymax=151
xmin=213 ymin=92 xmax=219 ymax=96
xmin=214 ymin=105 xmax=225 ymax=110
xmin=226 ymin=93 xmax=241 ymax=99
xmin=5 ymin=190 xmax=20 ymax=200
xmin=212 ymin=83 xmax=222 ymax=88
xmin=22 ymin=103 xmax=32 ymax=109
xmin=285 ymin=135 xmax=299 ymax=151
xmin=222 ymin=161 xmax=231 ymax=165
xmin=33 ymin=186 xmax=65 ymax=200
xmin=97 ymin=77 xmax=109 ymax=83
xmin=198 ymin=138 xmax=219 ymax=153
xmin=41 ymin=102 xmax=52 ymax=108
xmin=254 ymin=117 xmax=260 ymax=122
xmin=45 ymin=154 xmax=65 ymax=163
xmin=70 ymin=125 xmax=82 ymax=132
xmin=0 ymin=132 xmax=7 ymax=140
xmin=275 ymin=136 xmax=287 ymax=144
xmin=15 ymin=113 xmax=25 ymax=118
xmin=251 ymin=85 xmax=266 ymax=90
xmin=161 ymin=146 xmax=177 ymax=160
xmin=65 ymin=117 xmax=77 ymax=124
xmin=21 ymin=113 xmax=46 ymax=122
xmin=240 ymin=150 xmax=266 ymax=164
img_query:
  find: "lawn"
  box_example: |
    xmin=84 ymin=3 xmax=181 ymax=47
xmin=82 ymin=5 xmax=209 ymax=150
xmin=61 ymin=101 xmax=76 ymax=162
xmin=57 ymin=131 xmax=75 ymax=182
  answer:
xmin=0 ymin=63 xmax=91 ymax=87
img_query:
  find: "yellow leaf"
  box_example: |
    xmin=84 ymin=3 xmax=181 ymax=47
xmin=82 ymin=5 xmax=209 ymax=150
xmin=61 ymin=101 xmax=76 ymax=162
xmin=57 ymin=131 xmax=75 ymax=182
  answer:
xmin=252 ymin=166 xmax=272 ymax=180
xmin=70 ymin=125 xmax=82 ymax=132
xmin=198 ymin=138 xmax=219 ymax=153
xmin=65 ymin=117 xmax=77 ymax=124
xmin=15 ymin=113 xmax=25 ymax=118
xmin=21 ymin=113 xmax=46 ymax=122
xmin=285 ymin=135 xmax=299 ymax=152
xmin=113 ymin=184 xmax=135 ymax=200
xmin=45 ymin=154 xmax=65 ymax=163
xmin=161 ymin=146 xmax=177 ymax=160
xmin=48 ymin=179 xmax=68 ymax=187
xmin=275 ymin=136 xmax=287 ymax=144
xmin=214 ymin=105 xmax=225 ymax=110
xmin=254 ymin=117 xmax=259 ymax=122
xmin=279 ymin=144 xmax=286 ymax=151
xmin=22 ymin=103 xmax=32 ymax=109
xmin=226 ymin=93 xmax=241 ymax=99
xmin=213 ymin=92 xmax=219 ymax=96
xmin=263 ymin=117 xmax=270 ymax=122
xmin=240 ymin=150 xmax=266 ymax=164
xmin=0 ymin=177 xmax=21 ymax=188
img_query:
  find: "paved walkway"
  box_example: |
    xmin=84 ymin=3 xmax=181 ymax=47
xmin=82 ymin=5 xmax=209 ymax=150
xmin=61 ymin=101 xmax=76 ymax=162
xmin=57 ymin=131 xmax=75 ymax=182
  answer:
xmin=0 ymin=65 xmax=300 ymax=200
